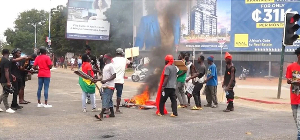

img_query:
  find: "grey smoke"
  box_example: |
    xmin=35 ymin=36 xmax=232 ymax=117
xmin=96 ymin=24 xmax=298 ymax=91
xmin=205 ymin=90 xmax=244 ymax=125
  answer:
xmin=136 ymin=0 xmax=187 ymax=97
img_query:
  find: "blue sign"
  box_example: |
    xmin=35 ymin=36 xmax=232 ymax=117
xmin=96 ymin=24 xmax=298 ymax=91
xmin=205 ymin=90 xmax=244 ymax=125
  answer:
xmin=230 ymin=0 xmax=300 ymax=52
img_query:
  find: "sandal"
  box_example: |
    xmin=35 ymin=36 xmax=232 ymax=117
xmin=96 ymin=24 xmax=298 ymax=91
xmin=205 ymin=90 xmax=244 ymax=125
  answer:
xmin=25 ymin=101 xmax=31 ymax=103
xmin=191 ymin=106 xmax=200 ymax=110
xmin=19 ymin=102 xmax=28 ymax=104
xmin=94 ymin=115 xmax=102 ymax=121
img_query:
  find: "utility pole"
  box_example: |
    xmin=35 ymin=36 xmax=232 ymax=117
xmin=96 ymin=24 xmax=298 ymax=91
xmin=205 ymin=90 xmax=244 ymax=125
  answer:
xmin=34 ymin=23 xmax=37 ymax=50
xmin=48 ymin=0 xmax=52 ymax=48
xmin=278 ymin=12 xmax=300 ymax=99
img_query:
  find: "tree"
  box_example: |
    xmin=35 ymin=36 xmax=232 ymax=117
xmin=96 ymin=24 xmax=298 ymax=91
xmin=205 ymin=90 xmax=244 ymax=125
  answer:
xmin=103 ymin=0 xmax=133 ymax=50
xmin=3 ymin=9 xmax=49 ymax=54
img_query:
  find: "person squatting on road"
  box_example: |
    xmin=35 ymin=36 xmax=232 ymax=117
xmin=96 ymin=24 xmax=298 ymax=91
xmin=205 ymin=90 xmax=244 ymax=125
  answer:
xmin=95 ymin=53 xmax=116 ymax=121
xmin=0 ymin=49 xmax=16 ymax=113
xmin=33 ymin=47 xmax=53 ymax=108
xmin=157 ymin=55 xmax=178 ymax=117
xmin=112 ymin=48 xmax=127 ymax=114
xmin=222 ymin=52 xmax=236 ymax=112
xmin=286 ymin=47 xmax=300 ymax=140
xmin=204 ymin=56 xmax=218 ymax=108
xmin=186 ymin=55 xmax=206 ymax=110
xmin=176 ymin=52 xmax=187 ymax=108
xmin=79 ymin=54 xmax=96 ymax=112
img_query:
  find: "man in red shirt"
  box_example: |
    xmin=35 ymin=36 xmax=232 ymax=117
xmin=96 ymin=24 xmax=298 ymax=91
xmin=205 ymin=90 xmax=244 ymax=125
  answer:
xmin=33 ymin=47 xmax=53 ymax=108
xmin=286 ymin=47 xmax=300 ymax=140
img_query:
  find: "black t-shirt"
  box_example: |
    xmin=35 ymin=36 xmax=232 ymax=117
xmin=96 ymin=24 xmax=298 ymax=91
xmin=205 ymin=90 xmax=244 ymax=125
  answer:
xmin=0 ymin=57 xmax=12 ymax=83
xmin=10 ymin=58 xmax=22 ymax=80
xmin=19 ymin=59 xmax=27 ymax=77
xmin=224 ymin=65 xmax=236 ymax=87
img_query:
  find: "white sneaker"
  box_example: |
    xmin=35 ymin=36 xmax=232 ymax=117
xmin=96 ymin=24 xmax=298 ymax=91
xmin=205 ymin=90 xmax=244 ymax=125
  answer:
xmin=0 ymin=108 xmax=3 ymax=112
xmin=6 ymin=108 xmax=15 ymax=113
xmin=83 ymin=109 xmax=87 ymax=112
xmin=44 ymin=104 xmax=52 ymax=108
xmin=37 ymin=103 xmax=44 ymax=108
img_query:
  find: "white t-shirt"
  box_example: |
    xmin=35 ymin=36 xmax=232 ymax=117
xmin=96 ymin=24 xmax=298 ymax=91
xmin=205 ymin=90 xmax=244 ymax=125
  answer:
xmin=112 ymin=57 xmax=127 ymax=84
xmin=71 ymin=58 xmax=75 ymax=64
xmin=77 ymin=58 xmax=82 ymax=64
xmin=102 ymin=63 xmax=116 ymax=88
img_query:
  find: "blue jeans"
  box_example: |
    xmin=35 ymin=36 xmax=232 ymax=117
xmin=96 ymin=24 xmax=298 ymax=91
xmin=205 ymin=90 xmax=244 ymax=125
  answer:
xmin=291 ymin=105 xmax=300 ymax=140
xmin=102 ymin=88 xmax=114 ymax=108
xmin=78 ymin=64 xmax=82 ymax=69
xmin=37 ymin=77 xmax=50 ymax=101
xmin=115 ymin=83 xmax=123 ymax=98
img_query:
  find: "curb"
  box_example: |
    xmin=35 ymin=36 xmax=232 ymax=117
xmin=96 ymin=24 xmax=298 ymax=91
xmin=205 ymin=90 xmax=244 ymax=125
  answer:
xmin=237 ymin=97 xmax=289 ymax=104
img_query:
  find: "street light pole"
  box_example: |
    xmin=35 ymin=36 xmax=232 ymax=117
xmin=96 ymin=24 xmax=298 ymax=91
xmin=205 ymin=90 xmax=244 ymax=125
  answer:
xmin=34 ymin=23 xmax=37 ymax=49
xmin=48 ymin=0 xmax=51 ymax=48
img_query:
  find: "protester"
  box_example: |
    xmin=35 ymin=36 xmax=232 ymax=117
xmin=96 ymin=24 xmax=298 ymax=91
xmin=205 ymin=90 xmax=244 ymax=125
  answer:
xmin=176 ymin=52 xmax=187 ymax=108
xmin=0 ymin=49 xmax=15 ymax=113
xmin=33 ymin=47 xmax=53 ymax=108
xmin=60 ymin=56 xmax=64 ymax=68
xmin=222 ymin=52 xmax=236 ymax=112
xmin=10 ymin=48 xmax=28 ymax=110
xmin=184 ymin=52 xmax=196 ymax=106
xmin=157 ymin=55 xmax=178 ymax=117
xmin=78 ymin=55 xmax=82 ymax=69
xmin=186 ymin=55 xmax=206 ymax=110
xmin=19 ymin=54 xmax=36 ymax=104
xmin=286 ymin=47 xmax=300 ymax=140
xmin=95 ymin=53 xmax=116 ymax=121
xmin=204 ymin=56 xmax=218 ymax=108
xmin=79 ymin=54 xmax=96 ymax=112
xmin=84 ymin=45 xmax=99 ymax=104
xmin=71 ymin=57 xmax=75 ymax=71
xmin=112 ymin=48 xmax=127 ymax=113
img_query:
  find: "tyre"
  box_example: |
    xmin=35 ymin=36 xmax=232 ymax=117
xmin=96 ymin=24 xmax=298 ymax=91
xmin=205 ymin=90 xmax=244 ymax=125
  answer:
xmin=132 ymin=75 xmax=140 ymax=82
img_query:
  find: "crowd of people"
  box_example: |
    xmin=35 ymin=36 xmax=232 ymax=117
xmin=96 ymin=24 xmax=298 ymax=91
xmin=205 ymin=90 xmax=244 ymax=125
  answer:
xmin=156 ymin=51 xmax=236 ymax=117
xmin=0 ymin=47 xmax=53 ymax=113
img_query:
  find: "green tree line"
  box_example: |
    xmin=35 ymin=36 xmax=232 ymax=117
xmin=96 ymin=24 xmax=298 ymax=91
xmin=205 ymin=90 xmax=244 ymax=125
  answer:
xmin=3 ymin=0 xmax=133 ymax=57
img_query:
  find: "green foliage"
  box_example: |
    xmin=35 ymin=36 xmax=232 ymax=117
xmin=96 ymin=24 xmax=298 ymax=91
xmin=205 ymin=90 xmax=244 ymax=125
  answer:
xmin=3 ymin=1 xmax=134 ymax=57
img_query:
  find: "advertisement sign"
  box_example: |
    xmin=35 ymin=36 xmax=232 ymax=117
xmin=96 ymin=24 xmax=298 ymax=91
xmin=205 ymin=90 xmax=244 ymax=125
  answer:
xmin=66 ymin=0 xmax=111 ymax=40
xmin=230 ymin=0 xmax=300 ymax=52
xmin=135 ymin=0 xmax=300 ymax=52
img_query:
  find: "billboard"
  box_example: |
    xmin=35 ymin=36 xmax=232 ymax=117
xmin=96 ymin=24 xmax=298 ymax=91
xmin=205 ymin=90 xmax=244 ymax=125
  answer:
xmin=66 ymin=0 xmax=111 ymax=40
xmin=134 ymin=0 xmax=300 ymax=52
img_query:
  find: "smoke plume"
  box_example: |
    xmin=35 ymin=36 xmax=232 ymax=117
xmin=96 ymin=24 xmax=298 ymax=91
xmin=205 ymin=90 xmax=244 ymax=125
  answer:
xmin=137 ymin=0 xmax=187 ymax=97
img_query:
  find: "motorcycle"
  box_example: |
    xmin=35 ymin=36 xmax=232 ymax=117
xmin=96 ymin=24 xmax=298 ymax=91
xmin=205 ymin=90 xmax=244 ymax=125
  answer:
xmin=131 ymin=64 xmax=148 ymax=82
xmin=239 ymin=67 xmax=249 ymax=80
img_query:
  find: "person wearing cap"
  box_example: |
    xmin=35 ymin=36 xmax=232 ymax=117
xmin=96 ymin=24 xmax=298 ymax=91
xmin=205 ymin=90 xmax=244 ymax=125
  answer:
xmin=204 ymin=56 xmax=218 ymax=108
xmin=10 ymin=48 xmax=28 ymax=110
xmin=33 ymin=47 xmax=53 ymax=108
xmin=157 ymin=55 xmax=178 ymax=117
xmin=95 ymin=53 xmax=116 ymax=121
xmin=112 ymin=48 xmax=127 ymax=113
xmin=222 ymin=52 xmax=236 ymax=112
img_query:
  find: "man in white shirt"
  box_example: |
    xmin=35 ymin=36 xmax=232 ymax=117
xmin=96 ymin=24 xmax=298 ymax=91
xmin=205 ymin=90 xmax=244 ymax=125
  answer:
xmin=95 ymin=53 xmax=116 ymax=121
xmin=71 ymin=57 xmax=75 ymax=71
xmin=112 ymin=48 xmax=127 ymax=113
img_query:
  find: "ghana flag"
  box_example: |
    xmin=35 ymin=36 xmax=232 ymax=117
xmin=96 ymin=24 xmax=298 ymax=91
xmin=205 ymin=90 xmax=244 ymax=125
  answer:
xmin=78 ymin=63 xmax=95 ymax=94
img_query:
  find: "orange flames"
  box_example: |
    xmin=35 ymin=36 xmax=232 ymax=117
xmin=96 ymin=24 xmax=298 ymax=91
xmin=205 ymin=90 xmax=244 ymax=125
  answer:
xmin=130 ymin=86 xmax=150 ymax=105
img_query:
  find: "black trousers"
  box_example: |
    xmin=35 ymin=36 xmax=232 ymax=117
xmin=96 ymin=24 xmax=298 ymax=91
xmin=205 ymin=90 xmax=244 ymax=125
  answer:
xmin=192 ymin=82 xmax=203 ymax=107
xmin=159 ymin=88 xmax=177 ymax=116
xmin=226 ymin=89 xmax=235 ymax=109
xmin=11 ymin=78 xmax=22 ymax=107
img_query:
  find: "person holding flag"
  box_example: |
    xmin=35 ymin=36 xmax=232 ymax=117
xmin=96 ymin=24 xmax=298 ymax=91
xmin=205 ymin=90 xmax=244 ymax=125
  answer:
xmin=79 ymin=54 xmax=97 ymax=112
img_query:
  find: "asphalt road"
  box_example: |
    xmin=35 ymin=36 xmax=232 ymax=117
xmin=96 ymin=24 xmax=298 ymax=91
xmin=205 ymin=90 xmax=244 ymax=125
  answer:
xmin=0 ymin=71 xmax=296 ymax=140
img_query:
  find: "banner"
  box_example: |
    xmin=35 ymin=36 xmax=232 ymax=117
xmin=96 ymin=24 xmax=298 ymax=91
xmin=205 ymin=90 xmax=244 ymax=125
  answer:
xmin=66 ymin=0 xmax=111 ymax=40
xmin=230 ymin=0 xmax=300 ymax=52
xmin=135 ymin=0 xmax=300 ymax=52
